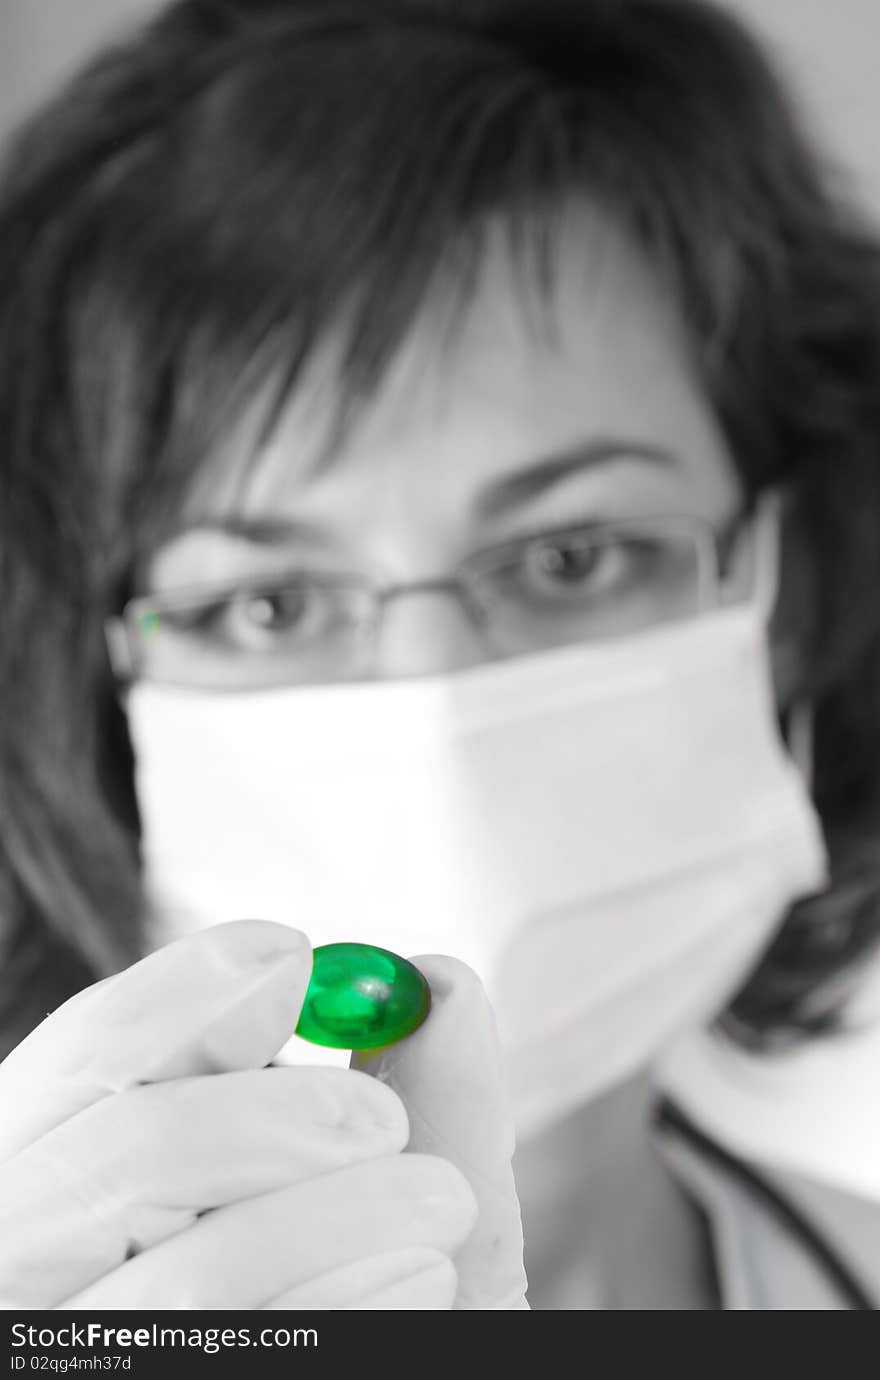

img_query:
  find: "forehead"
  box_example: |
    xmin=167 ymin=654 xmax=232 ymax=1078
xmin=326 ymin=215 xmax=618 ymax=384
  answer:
xmin=183 ymin=202 xmax=734 ymax=526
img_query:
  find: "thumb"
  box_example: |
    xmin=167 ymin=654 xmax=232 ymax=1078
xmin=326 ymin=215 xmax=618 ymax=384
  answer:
xmin=351 ymin=954 xmax=529 ymax=1310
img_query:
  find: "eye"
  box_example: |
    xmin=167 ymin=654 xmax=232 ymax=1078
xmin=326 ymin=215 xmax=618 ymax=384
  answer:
xmin=167 ymin=576 xmax=329 ymax=652
xmin=519 ymin=531 xmax=631 ymax=602
xmin=229 ymin=585 xmax=311 ymax=640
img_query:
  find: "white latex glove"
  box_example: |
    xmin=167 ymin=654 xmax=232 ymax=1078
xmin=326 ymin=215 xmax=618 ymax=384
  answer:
xmin=352 ymin=955 xmax=529 ymax=1310
xmin=0 ymin=921 xmax=481 ymax=1309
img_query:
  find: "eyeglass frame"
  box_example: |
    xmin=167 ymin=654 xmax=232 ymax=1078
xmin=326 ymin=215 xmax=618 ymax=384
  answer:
xmin=103 ymin=510 xmax=747 ymax=688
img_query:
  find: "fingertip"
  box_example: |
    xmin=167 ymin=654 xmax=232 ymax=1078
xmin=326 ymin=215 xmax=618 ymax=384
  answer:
xmin=412 ymin=1152 xmax=480 ymax=1238
xmin=348 ymin=1253 xmax=459 ymax=1310
xmin=406 ymin=954 xmax=486 ymax=1002
xmin=260 ymin=1247 xmax=457 ymax=1311
xmin=200 ymin=919 xmax=312 ymax=971
xmin=342 ymin=1067 xmax=411 ymax=1146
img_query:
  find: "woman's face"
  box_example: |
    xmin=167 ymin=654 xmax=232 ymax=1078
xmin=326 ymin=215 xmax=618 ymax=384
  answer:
xmin=123 ymin=210 xmax=822 ymax=1136
xmin=144 ymin=207 xmax=743 ymax=678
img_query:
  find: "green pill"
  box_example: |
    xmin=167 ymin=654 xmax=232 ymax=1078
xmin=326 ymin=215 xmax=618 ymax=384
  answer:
xmin=296 ymin=942 xmax=431 ymax=1050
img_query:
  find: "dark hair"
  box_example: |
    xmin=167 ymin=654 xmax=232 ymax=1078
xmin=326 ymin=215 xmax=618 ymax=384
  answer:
xmin=3 ymin=0 xmax=880 ymax=1056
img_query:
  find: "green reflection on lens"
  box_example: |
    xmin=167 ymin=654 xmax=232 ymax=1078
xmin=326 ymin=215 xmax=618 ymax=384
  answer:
xmin=138 ymin=609 xmax=161 ymax=640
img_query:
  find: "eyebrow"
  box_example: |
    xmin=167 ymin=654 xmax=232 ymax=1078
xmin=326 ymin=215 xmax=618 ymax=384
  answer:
xmin=473 ymin=439 xmax=681 ymax=522
xmin=168 ymin=514 xmax=330 ymax=546
xmin=176 ymin=438 xmax=680 ymax=545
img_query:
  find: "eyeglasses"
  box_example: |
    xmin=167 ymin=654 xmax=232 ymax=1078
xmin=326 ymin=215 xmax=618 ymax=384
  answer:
xmin=104 ymin=514 xmax=741 ymax=691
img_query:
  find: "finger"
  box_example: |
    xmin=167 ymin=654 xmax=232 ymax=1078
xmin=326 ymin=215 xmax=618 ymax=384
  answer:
xmin=60 ymin=1154 xmax=478 ymax=1310
xmin=352 ymin=955 xmax=529 ymax=1310
xmin=0 ymin=1067 xmax=409 ymax=1309
xmin=261 ymin=1247 xmax=457 ymax=1310
xmin=0 ymin=920 xmax=312 ymax=1160
xmin=346 ymin=1259 xmax=458 ymax=1310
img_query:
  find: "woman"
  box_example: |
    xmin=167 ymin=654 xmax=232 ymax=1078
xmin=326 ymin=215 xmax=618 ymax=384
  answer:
xmin=2 ymin=0 xmax=880 ymax=1309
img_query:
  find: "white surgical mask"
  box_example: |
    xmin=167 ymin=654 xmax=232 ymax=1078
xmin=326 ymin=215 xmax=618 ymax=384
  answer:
xmin=125 ymin=502 xmax=827 ymax=1139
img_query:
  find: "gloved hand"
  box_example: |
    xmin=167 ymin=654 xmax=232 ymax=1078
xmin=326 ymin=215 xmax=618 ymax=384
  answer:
xmin=352 ymin=955 xmax=529 ymax=1311
xmin=0 ymin=920 xmax=527 ymax=1309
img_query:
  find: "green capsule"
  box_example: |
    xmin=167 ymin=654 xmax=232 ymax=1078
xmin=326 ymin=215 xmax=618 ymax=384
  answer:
xmin=295 ymin=942 xmax=431 ymax=1050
